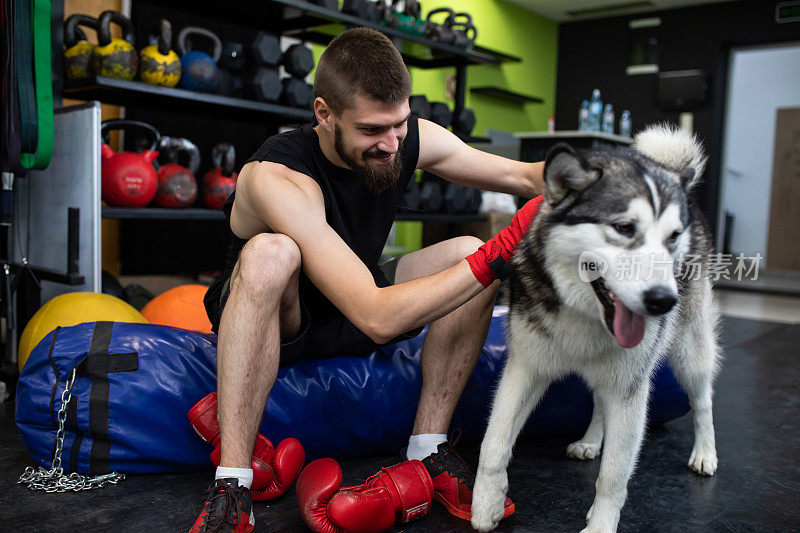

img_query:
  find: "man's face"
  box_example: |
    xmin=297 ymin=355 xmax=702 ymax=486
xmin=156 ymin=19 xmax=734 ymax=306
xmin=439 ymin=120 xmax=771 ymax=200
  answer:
xmin=332 ymin=95 xmax=410 ymax=193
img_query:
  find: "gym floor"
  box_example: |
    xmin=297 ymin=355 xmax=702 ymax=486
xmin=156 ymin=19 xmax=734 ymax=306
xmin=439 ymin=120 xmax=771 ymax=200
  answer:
xmin=1 ymin=309 xmax=799 ymax=532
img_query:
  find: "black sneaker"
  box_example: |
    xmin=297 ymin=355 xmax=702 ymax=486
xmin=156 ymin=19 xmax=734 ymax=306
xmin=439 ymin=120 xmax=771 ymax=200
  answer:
xmin=190 ymin=478 xmax=255 ymax=533
xmin=421 ymin=442 xmax=515 ymax=521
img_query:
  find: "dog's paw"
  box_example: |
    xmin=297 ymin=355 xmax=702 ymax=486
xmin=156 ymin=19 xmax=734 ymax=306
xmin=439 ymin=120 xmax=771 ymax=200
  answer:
xmin=471 ymin=470 xmax=507 ymax=532
xmin=688 ymin=445 xmax=717 ymax=475
xmin=567 ymin=440 xmax=601 ymax=460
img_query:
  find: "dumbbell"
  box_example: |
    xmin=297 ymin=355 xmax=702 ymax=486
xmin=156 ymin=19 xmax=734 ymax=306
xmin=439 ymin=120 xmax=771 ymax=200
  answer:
xmin=217 ymin=69 xmax=244 ymax=98
xmin=249 ymin=31 xmax=282 ymax=67
xmin=282 ymin=77 xmax=314 ymax=108
xmin=452 ymin=107 xmax=476 ymax=136
xmin=429 ymin=102 xmax=452 ymax=128
xmin=401 ymin=179 xmax=421 ymax=210
xmin=342 ymin=0 xmax=382 ymax=23
xmin=245 ymin=66 xmax=282 ymax=102
xmin=409 ymin=95 xmax=431 ymax=120
xmin=443 ymin=182 xmax=474 ymax=214
xmin=249 ymin=35 xmax=314 ymax=78
xmin=283 ymin=43 xmax=314 ymax=78
xmin=309 ymin=0 xmax=338 ymax=9
xmin=420 ymin=173 xmax=443 ymax=212
xmin=219 ymin=40 xmax=246 ymax=72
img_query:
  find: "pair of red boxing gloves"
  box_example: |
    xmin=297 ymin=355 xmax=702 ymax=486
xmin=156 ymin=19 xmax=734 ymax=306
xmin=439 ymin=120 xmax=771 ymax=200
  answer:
xmin=188 ymin=392 xmax=433 ymax=532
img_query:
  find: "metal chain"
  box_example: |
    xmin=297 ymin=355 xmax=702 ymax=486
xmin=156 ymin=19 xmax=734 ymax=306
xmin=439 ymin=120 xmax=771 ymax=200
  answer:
xmin=18 ymin=368 xmax=126 ymax=492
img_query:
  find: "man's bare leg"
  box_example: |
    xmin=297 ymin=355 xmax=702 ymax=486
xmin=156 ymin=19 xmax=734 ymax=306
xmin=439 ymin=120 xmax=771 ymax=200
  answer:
xmin=217 ymin=233 xmax=303 ymax=468
xmin=394 ymin=236 xmax=498 ymax=438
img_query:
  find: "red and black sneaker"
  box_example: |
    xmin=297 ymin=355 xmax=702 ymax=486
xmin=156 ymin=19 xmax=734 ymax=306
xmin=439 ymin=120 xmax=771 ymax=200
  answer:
xmin=190 ymin=478 xmax=255 ymax=533
xmin=421 ymin=442 xmax=515 ymax=521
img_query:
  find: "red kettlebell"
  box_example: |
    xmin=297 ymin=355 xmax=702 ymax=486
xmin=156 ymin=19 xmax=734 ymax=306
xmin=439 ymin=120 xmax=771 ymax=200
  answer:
xmin=202 ymin=143 xmax=238 ymax=209
xmin=155 ymin=137 xmax=200 ymax=207
xmin=100 ymin=120 xmax=160 ymax=207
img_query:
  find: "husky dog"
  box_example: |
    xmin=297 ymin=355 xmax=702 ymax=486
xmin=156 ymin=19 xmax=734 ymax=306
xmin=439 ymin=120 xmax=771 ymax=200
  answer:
xmin=471 ymin=125 xmax=720 ymax=533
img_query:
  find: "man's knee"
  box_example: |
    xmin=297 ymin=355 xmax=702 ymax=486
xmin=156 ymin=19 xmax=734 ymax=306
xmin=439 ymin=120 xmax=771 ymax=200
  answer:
xmin=448 ymin=235 xmax=484 ymax=264
xmin=234 ymin=233 xmax=301 ymax=293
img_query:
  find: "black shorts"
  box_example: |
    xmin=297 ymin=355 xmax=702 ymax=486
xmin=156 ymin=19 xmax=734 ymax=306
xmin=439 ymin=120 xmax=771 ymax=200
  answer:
xmin=203 ymin=257 xmax=423 ymax=367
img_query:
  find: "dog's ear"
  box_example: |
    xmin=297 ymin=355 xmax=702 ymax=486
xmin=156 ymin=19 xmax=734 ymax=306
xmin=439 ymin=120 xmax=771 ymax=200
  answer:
xmin=543 ymin=143 xmax=601 ymax=205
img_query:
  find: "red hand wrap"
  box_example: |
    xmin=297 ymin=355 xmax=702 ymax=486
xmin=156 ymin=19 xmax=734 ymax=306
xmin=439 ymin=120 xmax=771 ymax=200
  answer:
xmin=465 ymin=195 xmax=543 ymax=286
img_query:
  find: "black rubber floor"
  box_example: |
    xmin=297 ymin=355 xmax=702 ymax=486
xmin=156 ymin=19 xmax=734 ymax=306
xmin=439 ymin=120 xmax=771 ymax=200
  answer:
xmin=2 ymin=316 xmax=799 ymax=532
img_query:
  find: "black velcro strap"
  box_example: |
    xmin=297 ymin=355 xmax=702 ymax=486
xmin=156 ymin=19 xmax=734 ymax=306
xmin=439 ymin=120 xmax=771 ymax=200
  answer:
xmin=76 ymin=322 xmax=138 ymax=475
xmin=47 ymin=327 xmax=62 ymax=426
xmin=487 ymin=255 xmax=508 ymax=281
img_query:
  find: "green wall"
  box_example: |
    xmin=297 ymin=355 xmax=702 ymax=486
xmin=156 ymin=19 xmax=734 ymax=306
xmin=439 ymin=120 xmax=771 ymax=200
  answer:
xmin=410 ymin=0 xmax=558 ymax=135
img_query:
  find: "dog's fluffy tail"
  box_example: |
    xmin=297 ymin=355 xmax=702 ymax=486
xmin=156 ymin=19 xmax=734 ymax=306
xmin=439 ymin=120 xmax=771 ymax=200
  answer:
xmin=633 ymin=123 xmax=707 ymax=191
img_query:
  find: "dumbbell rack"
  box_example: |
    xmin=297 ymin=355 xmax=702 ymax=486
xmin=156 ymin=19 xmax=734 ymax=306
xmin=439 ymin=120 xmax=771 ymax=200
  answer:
xmin=51 ymin=0 xmax=519 ymax=277
xmin=59 ymin=0 xmax=521 ymax=151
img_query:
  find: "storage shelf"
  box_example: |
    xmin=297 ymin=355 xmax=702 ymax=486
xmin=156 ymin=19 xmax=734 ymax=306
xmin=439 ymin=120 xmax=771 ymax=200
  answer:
xmin=470 ymin=86 xmax=544 ymax=104
xmin=267 ymin=0 xmax=521 ymax=68
xmin=514 ymin=130 xmax=633 ymax=145
xmin=103 ymin=207 xmax=486 ymax=223
xmin=64 ymin=76 xmax=314 ymax=124
xmin=103 ymin=207 xmax=227 ymax=220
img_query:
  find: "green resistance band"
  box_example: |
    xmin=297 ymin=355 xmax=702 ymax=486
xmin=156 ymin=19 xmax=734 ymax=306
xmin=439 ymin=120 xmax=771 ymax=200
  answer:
xmin=20 ymin=0 xmax=53 ymax=170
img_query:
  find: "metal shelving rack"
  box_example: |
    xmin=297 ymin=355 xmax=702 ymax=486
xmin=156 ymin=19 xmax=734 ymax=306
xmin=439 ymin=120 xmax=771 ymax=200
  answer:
xmin=64 ymin=0 xmax=519 ymax=222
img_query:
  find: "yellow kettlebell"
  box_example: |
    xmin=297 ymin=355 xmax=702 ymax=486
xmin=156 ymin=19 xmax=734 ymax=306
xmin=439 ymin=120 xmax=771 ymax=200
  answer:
xmin=139 ymin=19 xmax=181 ymax=87
xmin=63 ymin=14 xmax=97 ymax=79
xmin=91 ymin=10 xmax=138 ymax=80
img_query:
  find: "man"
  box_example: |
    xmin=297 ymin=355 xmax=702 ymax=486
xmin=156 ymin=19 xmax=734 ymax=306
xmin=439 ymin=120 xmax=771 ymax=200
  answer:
xmin=192 ymin=27 xmax=543 ymax=532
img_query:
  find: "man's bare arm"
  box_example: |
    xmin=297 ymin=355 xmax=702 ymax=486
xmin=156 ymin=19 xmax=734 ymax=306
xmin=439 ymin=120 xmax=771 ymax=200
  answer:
xmin=235 ymin=161 xmax=488 ymax=344
xmin=416 ymin=118 xmax=543 ymax=198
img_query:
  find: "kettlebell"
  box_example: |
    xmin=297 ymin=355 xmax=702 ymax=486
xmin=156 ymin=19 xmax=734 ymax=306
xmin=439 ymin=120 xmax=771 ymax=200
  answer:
xmin=139 ymin=19 xmax=181 ymax=87
xmin=92 ymin=10 xmax=138 ymax=80
xmin=202 ymin=143 xmax=238 ymax=209
xmin=446 ymin=12 xmax=477 ymax=50
xmin=155 ymin=137 xmax=201 ymax=208
xmin=177 ymin=26 xmax=222 ymax=93
xmin=100 ymin=120 xmax=160 ymax=207
xmin=63 ymin=14 xmax=97 ymax=79
xmin=425 ymin=8 xmax=456 ymax=45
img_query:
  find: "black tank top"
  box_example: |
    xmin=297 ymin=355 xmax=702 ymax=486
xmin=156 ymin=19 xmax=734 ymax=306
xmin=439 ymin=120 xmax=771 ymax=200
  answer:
xmin=218 ymin=117 xmax=420 ymax=326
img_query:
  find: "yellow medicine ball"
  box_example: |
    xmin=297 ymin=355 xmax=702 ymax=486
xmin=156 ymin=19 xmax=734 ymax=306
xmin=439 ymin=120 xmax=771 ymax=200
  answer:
xmin=18 ymin=292 xmax=148 ymax=372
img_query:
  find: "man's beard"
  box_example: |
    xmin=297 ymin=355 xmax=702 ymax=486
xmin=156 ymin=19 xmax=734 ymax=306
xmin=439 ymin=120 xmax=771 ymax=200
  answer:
xmin=334 ymin=124 xmax=403 ymax=193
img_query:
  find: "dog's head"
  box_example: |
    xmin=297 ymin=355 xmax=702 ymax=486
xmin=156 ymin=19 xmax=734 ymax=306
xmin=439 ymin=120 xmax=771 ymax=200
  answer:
xmin=538 ymin=124 xmax=707 ymax=348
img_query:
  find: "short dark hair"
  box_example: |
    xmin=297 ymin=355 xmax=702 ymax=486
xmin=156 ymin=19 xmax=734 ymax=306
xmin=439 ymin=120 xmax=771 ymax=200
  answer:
xmin=313 ymin=27 xmax=412 ymax=115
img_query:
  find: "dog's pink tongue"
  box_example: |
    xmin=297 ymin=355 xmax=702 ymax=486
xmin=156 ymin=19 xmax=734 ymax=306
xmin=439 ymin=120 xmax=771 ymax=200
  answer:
xmin=613 ymin=295 xmax=645 ymax=348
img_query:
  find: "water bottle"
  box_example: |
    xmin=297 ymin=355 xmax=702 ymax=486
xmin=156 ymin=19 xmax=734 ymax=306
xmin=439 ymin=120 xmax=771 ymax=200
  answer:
xmin=619 ymin=110 xmax=632 ymax=137
xmin=588 ymin=89 xmax=603 ymax=132
xmin=602 ymin=103 xmax=615 ymax=134
xmin=578 ymin=100 xmax=589 ymax=131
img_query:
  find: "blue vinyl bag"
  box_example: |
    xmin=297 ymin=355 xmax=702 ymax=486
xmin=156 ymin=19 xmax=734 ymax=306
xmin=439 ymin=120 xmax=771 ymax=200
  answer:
xmin=15 ymin=307 xmax=689 ymax=474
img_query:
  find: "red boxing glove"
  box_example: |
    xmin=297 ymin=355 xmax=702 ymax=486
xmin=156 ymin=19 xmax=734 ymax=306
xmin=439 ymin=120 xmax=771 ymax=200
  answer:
xmin=187 ymin=391 xmax=305 ymax=501
xmin=465 ymin=195 xmax=544 ymax=286
xmin=296 ymin=458 xmax=433 ymax=533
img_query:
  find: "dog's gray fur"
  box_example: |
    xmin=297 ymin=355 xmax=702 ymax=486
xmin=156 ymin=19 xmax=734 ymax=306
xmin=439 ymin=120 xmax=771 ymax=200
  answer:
xmin=472 ymin=124 xmax=720 ymax=533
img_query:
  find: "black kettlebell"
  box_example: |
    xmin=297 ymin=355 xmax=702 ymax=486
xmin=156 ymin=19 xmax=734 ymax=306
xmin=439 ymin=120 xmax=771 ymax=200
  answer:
xmin=92 ymin=10 xmax=138 ymax=80
xmin=177 ymin=26 xmax=222 ymax=93
xmin=63 ymin=14 xmax=97 ymax=79
xmin=447 ymin=12 xmax=477 ymax=50
xmin=426 ymin=8 xmax=456 ymax=45
xmin=139 ymin=19 xmax=181 ymax=87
